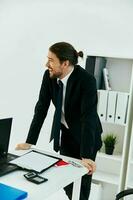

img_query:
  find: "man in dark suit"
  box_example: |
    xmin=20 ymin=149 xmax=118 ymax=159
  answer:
xmin=16 ymin=42 xmax=103 ymax=200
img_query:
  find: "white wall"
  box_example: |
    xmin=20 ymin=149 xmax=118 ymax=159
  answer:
xmin=0 ymin=0 xmax=133 ymax=151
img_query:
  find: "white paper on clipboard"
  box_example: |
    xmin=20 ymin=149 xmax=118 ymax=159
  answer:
xmin=9 ymin=150 xmax=60 ymax=173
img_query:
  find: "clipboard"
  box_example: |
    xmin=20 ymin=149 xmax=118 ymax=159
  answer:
xmin=9 ymin=150 xmax=62 ymax=173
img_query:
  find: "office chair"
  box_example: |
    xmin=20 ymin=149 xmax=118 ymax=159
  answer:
xmin=115 ymin=188 xmax=133 ymax=200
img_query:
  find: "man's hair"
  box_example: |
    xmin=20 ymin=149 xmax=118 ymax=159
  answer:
xmin=49 ymin=42 xmax=83 ymax=65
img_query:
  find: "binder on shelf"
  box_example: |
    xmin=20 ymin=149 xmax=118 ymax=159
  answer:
xmin=107 ymin=91 xmax=117 ymax=123
xmin=103 ymin=68 xmax=111 ymax=90
xmin=97 ymin=90 xmax=108 ymax=122
xmin=85 ymin=56 xmax=106 ymax=89
xmin=85 ymin=55 xmax=95 ymax=75
xmin=0 ymin=183 xmax=28 ymax=200
xmin=95 ymin=57 xmax=107 ymax=90
xmin=115 ymin=92 xmax=129 ymax=125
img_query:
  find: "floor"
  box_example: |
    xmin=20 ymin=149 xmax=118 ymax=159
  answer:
xmin=46 ymin=182 xmax=103 ymax=200
xmin=46 ymin=189 xmax=69 ymax=200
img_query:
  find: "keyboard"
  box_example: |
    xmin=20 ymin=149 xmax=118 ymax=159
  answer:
xmin=0 ymin=153 xmax=19 ymax=176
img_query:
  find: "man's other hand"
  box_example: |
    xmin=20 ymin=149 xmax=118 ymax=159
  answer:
xmin=15 ymin=143 xmax=32 ymax=150
xmin=81 ymin=158 xmax=96 ymax=175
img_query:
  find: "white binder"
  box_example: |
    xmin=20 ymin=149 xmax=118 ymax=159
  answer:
xmin=97 ymin=90 xmax=108 ymax=122
xmin=115 ymin=92 xmax=129 ymax=125
xmin=107 ymin=91 xmax=117 ymax=123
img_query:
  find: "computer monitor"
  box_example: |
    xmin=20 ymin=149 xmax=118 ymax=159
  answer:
xmin=0 ymin=118 xmax=12 ymax=156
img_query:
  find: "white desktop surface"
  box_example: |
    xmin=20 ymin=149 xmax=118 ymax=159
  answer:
xmin=0 ymin=148 xmax=87 ymax=200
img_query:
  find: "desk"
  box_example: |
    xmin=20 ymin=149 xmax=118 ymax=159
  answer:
xmin=0 ymin=148 xmax=87 ymax=200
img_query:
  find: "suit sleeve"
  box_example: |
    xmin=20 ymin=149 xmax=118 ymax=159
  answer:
xmin=26 ymin=70 xmax=51 ymax=144
xmin=80 ymin=74 xmax=101 ymax=159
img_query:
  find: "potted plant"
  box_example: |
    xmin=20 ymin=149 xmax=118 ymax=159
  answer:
xmin=103 ymin=133 xmax=117 ymax=155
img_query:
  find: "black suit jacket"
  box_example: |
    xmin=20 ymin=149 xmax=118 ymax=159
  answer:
xmin=26 ymin=65 xmax=103 ymax=159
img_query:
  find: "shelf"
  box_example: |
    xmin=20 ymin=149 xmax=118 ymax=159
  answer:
xmin=101 ymin=120 xmax=127 ymax=127
xmin=91 ymin=56 xmax=133 ymax=198
xmin=93 ymin=170 xmax=119 ymax=185
xmin=97 ymin=90 xmax=129 ymax=95
xmin=97 ymin=152 xmax=122 ymax=162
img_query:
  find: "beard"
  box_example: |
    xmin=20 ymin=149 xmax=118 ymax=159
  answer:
xmin=49 ymin=70 xmax=62 ymax=79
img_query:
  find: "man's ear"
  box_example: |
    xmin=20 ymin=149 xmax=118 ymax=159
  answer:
xmin=63 ymin=60 xmax=70 ymax=68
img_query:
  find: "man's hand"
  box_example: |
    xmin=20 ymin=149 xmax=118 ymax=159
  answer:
xmin=81 ymin=158 xmax=96 ymax=175
xmin=15 ymin=143 xmax=32 ymax=150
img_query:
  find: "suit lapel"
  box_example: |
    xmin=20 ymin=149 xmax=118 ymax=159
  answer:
xmin=64 ymin=66 xmax=78 ymax=111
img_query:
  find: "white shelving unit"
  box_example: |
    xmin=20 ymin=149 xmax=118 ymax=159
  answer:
xmin=91 ymin=56 xmax=133 ymax=200
xmin=125 ymin=120 xmax=133 ymax=189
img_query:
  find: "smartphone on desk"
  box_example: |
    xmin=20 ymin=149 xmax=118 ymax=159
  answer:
xmin=24 ymin=172 xmax=48 ymax=184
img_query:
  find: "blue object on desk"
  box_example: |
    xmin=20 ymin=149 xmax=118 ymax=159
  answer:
xmin=0 ymin=183 xmax=28 ymax=200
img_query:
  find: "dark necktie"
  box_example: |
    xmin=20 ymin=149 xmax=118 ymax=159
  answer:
xmin=50 ymin=80 xmax=63 ymax=152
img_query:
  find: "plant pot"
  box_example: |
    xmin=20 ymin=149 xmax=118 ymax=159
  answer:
xmin=105 ymin=146 xmax=114 ymax=155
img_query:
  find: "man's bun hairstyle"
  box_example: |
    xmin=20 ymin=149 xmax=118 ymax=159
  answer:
xmin=49 ymin=42 xmax=83 ymax=65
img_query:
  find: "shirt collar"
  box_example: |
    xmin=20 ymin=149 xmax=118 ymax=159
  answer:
xmin=58 ymin=67 xmax=74 ymax=87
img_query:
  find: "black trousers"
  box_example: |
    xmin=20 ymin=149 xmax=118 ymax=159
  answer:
xmin=60 ymin=125 xmax=97 ymax=200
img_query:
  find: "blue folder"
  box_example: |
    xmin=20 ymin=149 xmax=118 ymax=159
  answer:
xmin=0 ymin=183 xmax=28 ymax=200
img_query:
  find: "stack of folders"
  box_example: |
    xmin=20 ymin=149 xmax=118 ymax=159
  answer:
xmin=0 ymin=183 xmax=28 ymax=200
xmin=97 ymin=90 xmax=129 ymax=125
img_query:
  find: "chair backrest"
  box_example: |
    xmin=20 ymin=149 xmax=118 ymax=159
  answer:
xmin=115 ymin=188 xmax=133 ymax=200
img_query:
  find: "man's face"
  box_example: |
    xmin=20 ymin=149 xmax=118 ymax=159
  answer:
xmin=46 ymin=51 xmax=64 ymax=79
